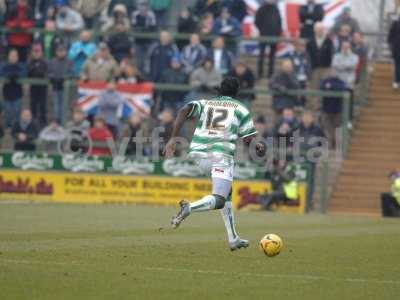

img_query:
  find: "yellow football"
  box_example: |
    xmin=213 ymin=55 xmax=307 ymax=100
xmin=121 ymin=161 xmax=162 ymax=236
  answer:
xmin=259 ymin=234 xmax=283 ymax=257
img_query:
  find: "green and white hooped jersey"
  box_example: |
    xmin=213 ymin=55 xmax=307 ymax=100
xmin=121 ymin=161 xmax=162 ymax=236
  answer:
xmin=187 ymin=96 xmax=257 ymax=161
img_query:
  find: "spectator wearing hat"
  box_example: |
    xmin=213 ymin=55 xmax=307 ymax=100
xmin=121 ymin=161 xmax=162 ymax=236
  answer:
xmin=148 ymin=30 xmax=179 ymax=82
xmin=160 ymin=57 xmax=188 ymax=111
xmin=181 ymin=33 xmax=207 ymax=74
xmin=102 ymin=3 xmax=130 ymax=35
xmin=131 ymin=0 xmax=157 ymax=74
xmin=5 ymin=0 xmax=34 ymax=62
xmin=207 ymin=36 xmax=234 ymax=76
xmin=381 ymin=171 xmax=400 ymax=217
xmin=299 ymin=0 xmax=324 ymax=39
xmin=1 ymin=49 xmax=26 ymax=129
xmin=48 ymin=44 xmax=74 ymax=125
xmin=388 ymin=12 xmax=400 ymax=89
xmin=28 ymin=44 xmax=48 ymax=127
xmin=81 ymin=42 xmax=119 ymax=82
xmin=332 ymin=7 xmax=360 ymax=35
xmin=68 ymin=30 xmax=97 ymax=76
xmin=12 ymin=109 xmax=38 ymax=151
xmin=255 ymin=0 xmax=282 ymax=79
xmin=55 ymin=3 xmax=84 ymax=44
xmin=107 ymin=21 xmax=135 ymax=63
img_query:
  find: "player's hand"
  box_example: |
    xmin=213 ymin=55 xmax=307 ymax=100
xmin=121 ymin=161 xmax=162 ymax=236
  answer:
xmin=255 ymin=141 xmax=266 ymax=157
xmin=163 ymin=139 xmax=176 ymax=159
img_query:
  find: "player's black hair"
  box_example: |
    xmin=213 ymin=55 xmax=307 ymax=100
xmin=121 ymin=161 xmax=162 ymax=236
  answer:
xmin=216 ymin=76 xmax=240 ymax=98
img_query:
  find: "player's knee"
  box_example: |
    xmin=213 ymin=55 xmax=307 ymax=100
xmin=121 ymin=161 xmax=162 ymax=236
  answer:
xmin=213 ymin=194 xmax=226 ymax=209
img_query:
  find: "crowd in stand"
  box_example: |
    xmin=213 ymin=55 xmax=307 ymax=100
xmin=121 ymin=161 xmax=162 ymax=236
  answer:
xmin=0 ymin=0 xmax=373 ymax=162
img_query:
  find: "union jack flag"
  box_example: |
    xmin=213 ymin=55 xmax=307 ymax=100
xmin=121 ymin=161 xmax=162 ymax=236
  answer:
xmin=75 ymin=81 xmax=153 ymax=119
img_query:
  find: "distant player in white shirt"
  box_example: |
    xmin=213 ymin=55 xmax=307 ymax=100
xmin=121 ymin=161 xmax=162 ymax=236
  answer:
xmin=164 ymin=77 xmax=264 ymax=251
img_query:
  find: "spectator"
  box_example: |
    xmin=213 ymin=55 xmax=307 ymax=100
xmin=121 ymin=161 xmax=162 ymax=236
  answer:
xmin=227 ymin=60 xmax=255 ymax=107
xmin=81 ymin=42 xmax=119 ymax=82
xmin=1 ymin=49 xmax=25 ymax=128
xmin=299 ymin=0 xmax=324 ymax=39
xmin=320 ymin=69 xmax=347 ymax=149
xmin=181 ymin=33 xmax=207 ymax=74
xmin=255 ymin=0 xmax=282 ymax=78
xmin=332 ymin=7 xmax=360 ymax=35
xmin=5 ymin=0 xmax=34 ymax=62
xmin=108 ymin=0 xmax=136 ymax=17
xmin=88 ymin=117 xmax=113 ymax=156
xmin=333 ymin=24 xmax=352 ymax=53
xmin=42 ymin=19 xmax=66 ymax=59
xmin=122 ymin=114 xmax=144 ymax=156
xmin=352 ymin=32 xmax=368 ymax=83
xmin=149 ymin=0 xmax=171 ymax=28
xmin=177 ymin=8 xmax=198 ymax=49
xmin=193 ymin=0 xmax=221 ymax=18
xmin=148 ymin=30 xmax=179 ymax=82
xmin=332 ymin=41 xmax=359 ymax=90
xmin=273 ymin=107 xmax=299 ymax=151
xmin=107 ymin=21 xmax=135 ymax=63
xmin=286 ymin=39 xmax=311 ymax=106
xmin=27 ymin=43 xmax=48 ymax=127
xmin=74 ymin=0 xmax=108 ymax=28
xmin=388 ymin=13 xmax=400 ymax=89
xmin=96 ymin=81 xmax=124 ymax=138
xmin=297 ymin=110 xmax=325 ymax=208
xmin=12 ymin=109 xmax=38 ymax=151
xmin=65 ymin=108 xmax=90 ymax=134
xmin=55 ymin=4 xmax=84 ymax=43
xmin=307 ymin=22 xmax=334 ymax=90
xmin=190 ymin=58 xmax=222 ymax=99
xmin=131 ymin=1 xmax=157 ymax=74
xmin=48 ymin=44 xmax=74 ymax=125
xmin=39 ymin=119 xmax=67 ymax=153
xmin=160 ymin=57 xmax=188 ymax=110
xmin=118 ymin=58 xmax=142 ymax=83
xmin=381 ymin=171 xmax=400 ymax=218
xmin=68 ymin=30 xmax=97 ymax=76
xmin=158 ymin=107 xmax=174 ymax=153
xmin=102 ymin=3 xmax=130 ymax=34
xmin=207 ymin=36 xmax=233 ymax=76
xmin=223 ymin=0 xmax=247 ymax=23
xmin=198 ymin=12 xmax=214 ymax=47
xmin=212 ymin=7 xmax=241 ymax=38
xmin=269 ymin=59 xmax=301 ymax=113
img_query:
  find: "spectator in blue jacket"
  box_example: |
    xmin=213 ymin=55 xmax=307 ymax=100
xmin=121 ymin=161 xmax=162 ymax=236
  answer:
xmin=212 ymin=7 xmax=242 ymax=38
xmin=320 ymin=69 xmax=348 ymax=149
xmin=207 ymin=36 xmax=234 ymax=76
xmin=68 ymin=30 xmax=97 ymax=76
xmin=223 ymin=0 xmax=247 ymax=23
xmin=1 ymin=49 xmax=26 ymax=128
xmin=181 ymin=33 xmax=207 ymax=74
xmin=148 ymin=30 xmax=179 ymax=82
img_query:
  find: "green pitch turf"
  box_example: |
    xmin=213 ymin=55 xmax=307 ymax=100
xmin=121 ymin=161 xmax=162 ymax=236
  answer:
xmin=0 ymin=203 xmax=399 ymax=300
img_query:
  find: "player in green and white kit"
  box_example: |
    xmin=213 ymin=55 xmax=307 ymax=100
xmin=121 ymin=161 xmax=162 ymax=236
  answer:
xmin=164 ymin=77 xmax=264 ymax=251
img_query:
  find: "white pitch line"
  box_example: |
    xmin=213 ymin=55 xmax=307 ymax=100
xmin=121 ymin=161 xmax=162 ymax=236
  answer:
xmin=143 ymin=266 xmax=400 ymax=286
xmin=1 ymin=259 xmax=400 ymax=286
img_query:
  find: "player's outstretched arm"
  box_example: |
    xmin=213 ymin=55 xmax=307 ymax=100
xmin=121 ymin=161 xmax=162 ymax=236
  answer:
xmin=243 ymin=134 xmax=265 ymax=157
xmin=163 ymin=104 xmax=193 ymax=158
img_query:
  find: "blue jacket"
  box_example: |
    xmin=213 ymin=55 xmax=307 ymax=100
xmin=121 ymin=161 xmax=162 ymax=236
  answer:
xmin=149 ymin=42 xmax=179 ymax=82
xmin=207 ymin=49 xmax=233 ymax=75
xmin=1 ymin=62 xmax=26 ymax=101
xmin=68 ymin=41 xmax=97 ymax=76
xmin=320 ymin=76 xmax=348 ymax=114
xmin=212 ymin=17 xmax=242 ymax=37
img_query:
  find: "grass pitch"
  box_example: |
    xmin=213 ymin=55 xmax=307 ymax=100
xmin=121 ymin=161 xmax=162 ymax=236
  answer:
xmin=0 ymin=203 xmax=399 ymax=300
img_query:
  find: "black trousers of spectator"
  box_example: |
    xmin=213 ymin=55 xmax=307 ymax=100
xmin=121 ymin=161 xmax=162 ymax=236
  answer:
xmin=381 ymin=193 xmax=400 ymax=217
xmin=394 ymin=56 xmax=400 ymax=83
xmin=30 ymin=86 xmax=47 ymax=127
xmin=257 ymin=42 xmax=277 ymax=79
